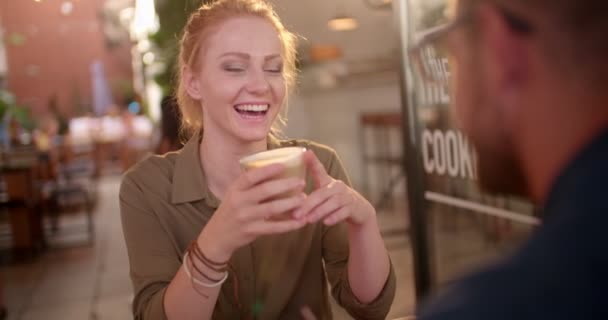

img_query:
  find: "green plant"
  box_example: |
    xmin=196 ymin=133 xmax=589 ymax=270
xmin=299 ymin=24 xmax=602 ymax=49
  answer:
xmin=150 ymin=0 xmax=212 ymax=95
xmin=0 ymin=90 xmax=34 ymax=131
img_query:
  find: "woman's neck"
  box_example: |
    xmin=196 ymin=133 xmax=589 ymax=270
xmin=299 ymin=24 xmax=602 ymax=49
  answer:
xmin=199 ymin=129 xmax=268 ymax=199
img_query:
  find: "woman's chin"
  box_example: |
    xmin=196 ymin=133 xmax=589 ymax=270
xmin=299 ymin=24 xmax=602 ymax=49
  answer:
xmin=235 ymin=128 xmax=271 ymax=143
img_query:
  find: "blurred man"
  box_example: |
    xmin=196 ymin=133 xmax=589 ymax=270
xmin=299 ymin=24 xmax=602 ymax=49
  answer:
xmin=413 ymin=0 xmax=608 ymax=319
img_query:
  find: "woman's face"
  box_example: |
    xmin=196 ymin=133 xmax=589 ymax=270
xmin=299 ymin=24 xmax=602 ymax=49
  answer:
xmin=185 ymin=16 xmax=286 ymax=144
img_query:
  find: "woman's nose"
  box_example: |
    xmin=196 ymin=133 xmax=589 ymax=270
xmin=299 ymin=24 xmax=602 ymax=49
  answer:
xmin=245 ymin=70 xmax=271 ymax=94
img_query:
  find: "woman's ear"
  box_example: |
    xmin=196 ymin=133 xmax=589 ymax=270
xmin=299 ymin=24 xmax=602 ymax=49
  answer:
xmin=182 ymin=66 xmax=203 ymax=100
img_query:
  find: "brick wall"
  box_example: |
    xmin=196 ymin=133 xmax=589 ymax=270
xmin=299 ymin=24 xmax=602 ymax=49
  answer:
xmin=0 ymin=0 xmax=133 ymax=118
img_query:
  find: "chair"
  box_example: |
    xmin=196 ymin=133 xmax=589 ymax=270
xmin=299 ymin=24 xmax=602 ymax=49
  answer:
xmin=359 ymin=112 xmax=405 ymax=211
xmin=43 ymin=141 xmax=96 ymax=247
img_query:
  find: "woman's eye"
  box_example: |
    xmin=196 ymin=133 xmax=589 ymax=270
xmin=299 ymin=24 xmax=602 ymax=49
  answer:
xmin=265 ymin=66 xmax=283 ymax=73
xmin=223 ymin=65 xmax=245 ymax=72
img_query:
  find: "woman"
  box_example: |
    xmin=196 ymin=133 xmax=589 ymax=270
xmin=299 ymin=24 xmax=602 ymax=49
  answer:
xmin=119 ymin=0 xmax=395 ymax=319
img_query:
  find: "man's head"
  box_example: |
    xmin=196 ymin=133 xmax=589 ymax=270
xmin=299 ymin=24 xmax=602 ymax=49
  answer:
xmin=444 ymin=0 xmax=608 ymax=197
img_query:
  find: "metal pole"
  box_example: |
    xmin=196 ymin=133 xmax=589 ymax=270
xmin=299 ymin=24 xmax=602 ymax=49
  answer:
xmin=394 ymin=0 xmax=432 ymax=299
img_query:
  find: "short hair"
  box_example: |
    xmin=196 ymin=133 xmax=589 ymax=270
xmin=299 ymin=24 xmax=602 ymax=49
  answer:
xmin=459 ymin=0 xmax=608 ymax=89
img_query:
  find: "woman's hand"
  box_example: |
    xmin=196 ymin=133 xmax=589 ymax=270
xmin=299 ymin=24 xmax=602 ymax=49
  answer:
xmin=293 ymin=151 xmax=375 ymax=226
xmin=198 ymin=164 xmax=307 ymax=262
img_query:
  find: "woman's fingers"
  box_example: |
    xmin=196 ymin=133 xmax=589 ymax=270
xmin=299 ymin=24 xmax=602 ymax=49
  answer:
xmin=303 ymin=151 xmax=332 ymax=188
xmin=249 ymin=217 xmax=307 ymax=235
xmin=322 ymin=207 xmax=351 ymax=226
xmin=236 ymin=163 xmax=285 ymax=190
xmin=245 ymin=177 xmax=305 ymax=203
xmin=293 ymin=180 xmax=344 ymax=219
xmin=302 ymin=192 xmax=352 ymax=223
xmin=252 ymin=193 xmax=307 ymax=220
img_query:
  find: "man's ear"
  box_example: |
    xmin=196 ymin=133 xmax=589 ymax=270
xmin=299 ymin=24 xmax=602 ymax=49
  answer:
xmin=182 ymin=66 xmax=203 ymax=100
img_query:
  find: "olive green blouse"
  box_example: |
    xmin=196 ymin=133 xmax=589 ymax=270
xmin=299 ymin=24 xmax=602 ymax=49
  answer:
xmin=119 ymin=133 xmax=396 ymax=320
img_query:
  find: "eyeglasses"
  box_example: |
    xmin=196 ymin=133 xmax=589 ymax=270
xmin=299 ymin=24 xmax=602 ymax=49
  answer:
xmin=407 ymin=6 xmax=533 ymax=96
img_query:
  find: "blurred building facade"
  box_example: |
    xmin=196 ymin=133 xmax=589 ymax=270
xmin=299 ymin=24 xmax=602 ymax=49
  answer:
xmin=0 ymin=0 xmax=133 ymax=118
xmin=0 ymin=19 xmax=7 ymax=89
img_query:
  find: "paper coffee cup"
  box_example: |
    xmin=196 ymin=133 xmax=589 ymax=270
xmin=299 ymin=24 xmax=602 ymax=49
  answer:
xmin=240 ymin=147 xmax=307 ymax=219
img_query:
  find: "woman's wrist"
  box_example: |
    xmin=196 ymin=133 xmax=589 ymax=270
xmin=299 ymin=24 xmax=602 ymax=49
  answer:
xmin=348 ymin=212 xmax=377 ymax=237
xmin=348 ymin=200 xmax=376 ymax=227
xmin=197 ymin=230 xmax=233 ymax=263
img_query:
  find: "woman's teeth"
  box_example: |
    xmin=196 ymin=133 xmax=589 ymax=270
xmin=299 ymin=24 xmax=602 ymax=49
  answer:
xmin=235 ymin=104 xmax=269 ymax=112
xmin=235 ymin=104 xmax=269 ymax=118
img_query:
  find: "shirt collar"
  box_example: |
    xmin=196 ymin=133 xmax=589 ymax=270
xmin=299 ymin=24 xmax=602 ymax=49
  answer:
xmin=171 ymin=132 xmax=285 ymax=206
xmin=171 ymin=132 xmax=211 ymax=205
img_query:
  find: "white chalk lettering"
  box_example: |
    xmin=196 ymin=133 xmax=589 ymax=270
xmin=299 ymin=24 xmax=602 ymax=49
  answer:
xmin=422 ymin=130 xmax=434 ymax=173
xmin=419 ymin=47 xmax=451 ymax=105
xmin=432 ymin=130 xmax=447 ymax=175
xmin=421 ymin=129 xmax=477 ymax=180
xmin=446 ymin=130 xmax=459 ymax=177
xmin=458 ymin=132 xmax=476 ymax=179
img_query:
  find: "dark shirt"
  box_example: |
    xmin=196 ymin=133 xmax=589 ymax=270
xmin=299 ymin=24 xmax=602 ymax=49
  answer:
xmin=418 ymin=128 xmax=608 ymax=320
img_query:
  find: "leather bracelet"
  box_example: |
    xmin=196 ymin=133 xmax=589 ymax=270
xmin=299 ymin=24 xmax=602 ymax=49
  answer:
xmin=183 ymin=251 xmax=228 ymax=288
xmin=191 ymin=240 xmax=229 ymax=268
xmin=190 ymin=241 xmax=228 ymax=273
xmin=189 ymin=252 xmax=225 ymax=283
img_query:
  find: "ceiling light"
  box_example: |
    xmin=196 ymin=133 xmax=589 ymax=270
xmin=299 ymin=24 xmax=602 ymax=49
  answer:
xmin=328 ymin=15 xmax=358 ymax=32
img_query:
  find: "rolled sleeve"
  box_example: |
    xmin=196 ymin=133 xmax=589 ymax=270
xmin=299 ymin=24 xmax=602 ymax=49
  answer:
xmin=338 ymin=260 xmax=396 ymax=318
xmin=136 ymin=284 xmax=168 ymax=320
xmin=323 ymin=222 xmax=396 ymax=320
xmin=320 ymin=147 xmax=396 ymax=319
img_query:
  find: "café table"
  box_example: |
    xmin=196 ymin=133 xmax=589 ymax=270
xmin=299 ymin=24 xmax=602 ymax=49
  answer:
xmin=0 ymin=149 xmax=45 ymax=260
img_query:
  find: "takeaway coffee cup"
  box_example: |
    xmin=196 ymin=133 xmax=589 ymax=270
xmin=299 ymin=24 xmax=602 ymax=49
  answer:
xmin=239 ymin=147 xmax=307 ymax=219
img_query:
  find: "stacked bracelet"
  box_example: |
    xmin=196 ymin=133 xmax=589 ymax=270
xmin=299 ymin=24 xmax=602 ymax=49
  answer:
xmin=183 ymin=251 xmax=228 ymax=288
xmin=190 ymin=240 xmax=228 ymax=274
xmin=182 ymin=240 xmax=230 ymax=298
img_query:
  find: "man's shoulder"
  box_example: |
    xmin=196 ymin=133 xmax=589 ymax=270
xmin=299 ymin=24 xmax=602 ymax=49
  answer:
xmin=417 ymin=225 xmax=605 ymax=320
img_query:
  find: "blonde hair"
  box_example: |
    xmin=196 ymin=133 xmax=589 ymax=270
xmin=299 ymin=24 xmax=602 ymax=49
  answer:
xmin=176 ymin=0 xmax=298 ymax=138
